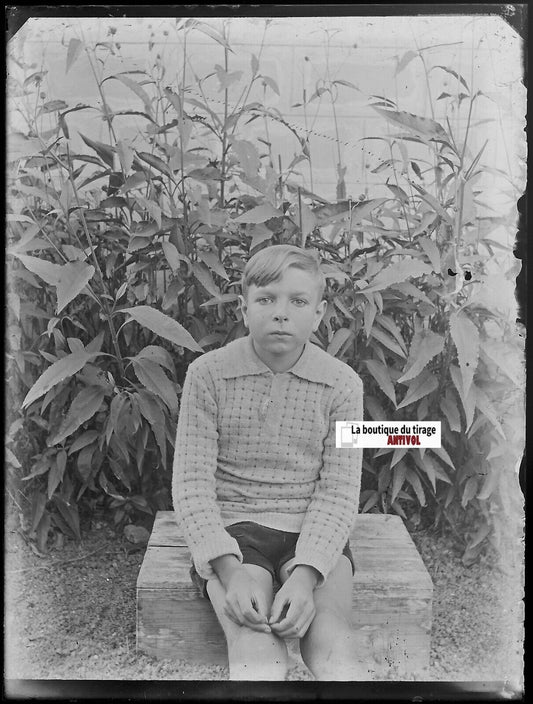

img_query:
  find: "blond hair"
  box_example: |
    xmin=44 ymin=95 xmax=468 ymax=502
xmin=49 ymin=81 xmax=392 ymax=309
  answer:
xmin=242 ymin=245 xmax=325 ymax=300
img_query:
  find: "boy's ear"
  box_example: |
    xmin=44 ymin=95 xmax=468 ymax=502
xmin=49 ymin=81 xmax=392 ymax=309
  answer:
xmin=238 ymin=294 xmax=248 ymax=327
xmin=312 ymin=299 xmax=327 ymax=331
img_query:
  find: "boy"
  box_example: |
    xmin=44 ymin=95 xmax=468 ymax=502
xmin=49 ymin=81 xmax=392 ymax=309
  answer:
xmin=172 ymin=244 xmax=364 ymax=680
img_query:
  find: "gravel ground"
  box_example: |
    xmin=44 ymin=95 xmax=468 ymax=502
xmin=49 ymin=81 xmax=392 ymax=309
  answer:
xmin=4 ymin=514 xmax=523 ymax=689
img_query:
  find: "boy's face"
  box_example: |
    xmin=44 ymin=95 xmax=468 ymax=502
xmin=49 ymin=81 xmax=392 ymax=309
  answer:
xmin=240 ymin=267 xmax=326 ymax=372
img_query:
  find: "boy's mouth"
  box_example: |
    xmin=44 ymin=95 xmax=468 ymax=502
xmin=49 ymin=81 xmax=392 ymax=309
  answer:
xmin=269 ymin=331 xmax=292 ymax=337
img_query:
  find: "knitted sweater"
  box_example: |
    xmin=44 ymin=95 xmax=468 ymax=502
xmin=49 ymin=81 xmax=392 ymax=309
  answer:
xmin=172 ymin=335 xmax=363 ymax=584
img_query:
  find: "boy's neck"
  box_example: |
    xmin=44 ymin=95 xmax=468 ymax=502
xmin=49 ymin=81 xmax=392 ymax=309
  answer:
xmin=250 ymin=338 xmax=306 ymax=373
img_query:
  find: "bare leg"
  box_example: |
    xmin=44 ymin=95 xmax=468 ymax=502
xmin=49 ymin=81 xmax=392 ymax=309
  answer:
xmin=281 ymin=556 xmax=368 ymax=680
xmin=206 ymin=564 xmax=288 ymax=680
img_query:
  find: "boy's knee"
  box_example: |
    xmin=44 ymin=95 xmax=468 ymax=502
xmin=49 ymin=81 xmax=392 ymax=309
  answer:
xmin=227 ymin=627 xmax=288 ymax=680
xmin=301 ymin=609 xmax=363 ymax=679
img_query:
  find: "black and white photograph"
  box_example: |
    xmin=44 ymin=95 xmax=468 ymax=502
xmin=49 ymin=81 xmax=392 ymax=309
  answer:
xmin=5 ymin=4 xmax=526 ymax=698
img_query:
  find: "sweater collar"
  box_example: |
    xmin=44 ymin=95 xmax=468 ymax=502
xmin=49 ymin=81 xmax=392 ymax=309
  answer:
xmin=221 ymin=335 xmax=338 ymax=386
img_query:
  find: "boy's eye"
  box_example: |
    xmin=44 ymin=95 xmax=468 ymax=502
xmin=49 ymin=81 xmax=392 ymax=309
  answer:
xmin=293 ymin=299 xmax=308 ymax=306
xmin=257 ymin=297 xmax=272 ymax=304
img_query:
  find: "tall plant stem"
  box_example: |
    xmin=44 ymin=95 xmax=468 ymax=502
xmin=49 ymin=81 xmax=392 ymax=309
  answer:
xmin=219 ymin=24 xmax=230 ymax=209
xmin=179 ymin=29 xmax=189 ymax=236
xmin=302 ymin=90 xmax=314 ymax=192
xmin=66 ymin=147 xmax=125 ymax=378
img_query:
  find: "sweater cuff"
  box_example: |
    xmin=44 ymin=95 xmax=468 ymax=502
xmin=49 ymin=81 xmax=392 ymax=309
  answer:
xmin=190 ymin=531 xmax=243 ymax=581
xmin=286 ymin=545 xmax=336 ymax=587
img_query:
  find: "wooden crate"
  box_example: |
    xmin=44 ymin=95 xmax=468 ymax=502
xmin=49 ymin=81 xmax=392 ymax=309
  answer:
xmin=136 ymin=511 xmax=433 ymax=679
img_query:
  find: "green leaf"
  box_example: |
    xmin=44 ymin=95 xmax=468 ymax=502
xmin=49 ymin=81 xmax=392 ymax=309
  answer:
xmin=231 ymin=139 xmax=260 ymax=179
xmin=198 ymin=250 xmax=230 ymax=281
xmin=233 ymin=203 xmax=283 ymax=224
xmin=116 ymin=139 xmax=135 ymax=173
xmin=262 ymin=75 xmax=280 ymax=95
xmin=398 ymin=330 xmax=444 ymax=383
xmin=391 ymin=282 xmax=435 ymax=308
xmin=193 ymin=21 xmax=233 ymax=52
xmin=163 ymin=87 xmax=183 ymax=118
xmin=249 ymin=224 xmax=273 ymax=249
xmin=375 ymin=315 xmax=407 ymax=354
xmin=430 ymin=446 xmax=456 ymax=471
xmin=23 ymin=456 xmax=52 ymax=482
xmin=440 ymin=392 xmax=462 ymax=432
xmin=449 ymin=311 xmax=479 ymax=396
xmin=162 ymin=240 xmax=188 ymax=273
xmin=68 ymin=429 xmax=100 ymax=454
xmin=387 ymin=448 xmax=406 ymax=471
xmin=31 ymin=491 xmax=47 ymax=532
xmin=200 ymin=293 xmax=240 ymax=307
xmin=450 ymin=365 xmax=476 ymax=430
xmin=107 ymin=393 xmax=126 ymax=444
xmin=333 ymin=79 xmax=360 ymax=91
xmin=431 ymin=65 xmax=470 ymax=94
xmin=406 ymin=467 xmax=426 ymax=506
xmin=370 ymin=327 xmax=407 ymax=359
xmin=136 ymin=195 xmax=162 ymax=229
xmin=395 ymin=50 xmax=418 ymax=75
xmin=66 ymin=38 xmax=84 ymax=73
xmin=118 ymin=172 xmax=147 ymax=194
xmin=6 ymin=448 xmax=21 ymax=469
xmin=477 ymin=468 xmax=499 ymax=501
xmin=136 ymin=389 xmax=167 ymax=467
xmin=13 ymin=253 xmax=62 ymax=285
xmin=130 ymin=345 xmax=175 ymax=374
xmin=79 ymin=132 xmax=115 ymax=168
xmin=413 ymin=451 xmax=436 ymax=493
xmin=363 ymin=259 xmax=432 ymax=293
xmin=123 ymin=305 xmax=203 ymax=352
xmin=387 ymin=183 xmax=409 ymax=204
xmin=192 ymin=261 xmax=221 ymax=298
xmin=132 ymin=358 xmax=178 ymax=412
xmin=391 ymin=461 xmax=408 ymax=503
xmin=214 ymin=64 xmax=243 ymax=91
xmin=136 ymin=151 xmax=173 ymax=178
xmin=22 ymin=350 xmax=101 ymax=409
xmin=410 ymin=182 xmax=454 ymax=226
xmin=364 ymin=359 xmax=396 ymax=405
xmin=106 ymin=74 xmax=152 ymax=115
xmin=461 ymin=476 xmax=478 ymax=507
xmin=39 ymin=99 xmax=69 ymax=115
xmin=327 ymin=328 xmax=354 ymax=357
xmin=373 ymin=106 xmax=450 ymax=143
xmin=55 ymin=261 xmax=95 ymax=314
xmin=397 ymin=369 xmax=438 ymax=409
xmin=48 ymin=450 xmax=67 ymax=498
xmin=419 ymin=236 xmax=441 ymax=271
xmin=54 ymin=496 xmax=81 ymax=540
xmin=49 ymin=386 xmax=106 ymax=445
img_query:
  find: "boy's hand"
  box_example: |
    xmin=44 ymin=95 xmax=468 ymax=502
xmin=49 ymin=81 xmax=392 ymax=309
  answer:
xmin=269 ymin=566 xmax=318 ymax=638
xmin=223 ymin=566 xmax=272 ymax=633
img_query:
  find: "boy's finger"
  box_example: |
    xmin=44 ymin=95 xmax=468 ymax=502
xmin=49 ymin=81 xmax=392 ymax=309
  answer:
xmin=268 ymin=594 xmax=289 ymax=624
xmin=253 ymin=593 xmax=269 ymax=622
xmin=241 ymin=603 xmax=266 ymax=624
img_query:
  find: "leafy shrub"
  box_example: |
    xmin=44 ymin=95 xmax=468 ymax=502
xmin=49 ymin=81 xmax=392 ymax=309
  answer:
xmin=6 ymin=19 xmax=523 ymax=563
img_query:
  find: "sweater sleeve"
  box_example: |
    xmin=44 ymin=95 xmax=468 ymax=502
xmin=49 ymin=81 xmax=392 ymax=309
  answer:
xmin=171 ymin=358 xmax=243 ymax=580
xmin=290 ymin=369 xmax=363 ymax=585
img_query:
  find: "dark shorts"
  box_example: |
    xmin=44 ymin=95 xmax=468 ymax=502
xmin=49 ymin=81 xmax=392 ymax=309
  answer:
xmin=190 ymin=521 xmax=355 ymax=599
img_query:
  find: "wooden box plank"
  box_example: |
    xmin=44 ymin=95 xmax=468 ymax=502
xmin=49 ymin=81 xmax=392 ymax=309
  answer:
xmin=137 ymin=511 xmax=433 ymax=678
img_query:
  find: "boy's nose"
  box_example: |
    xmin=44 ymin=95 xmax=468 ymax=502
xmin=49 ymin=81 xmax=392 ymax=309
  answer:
xmin=273 ymin=311 xmax=289 ymax=322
